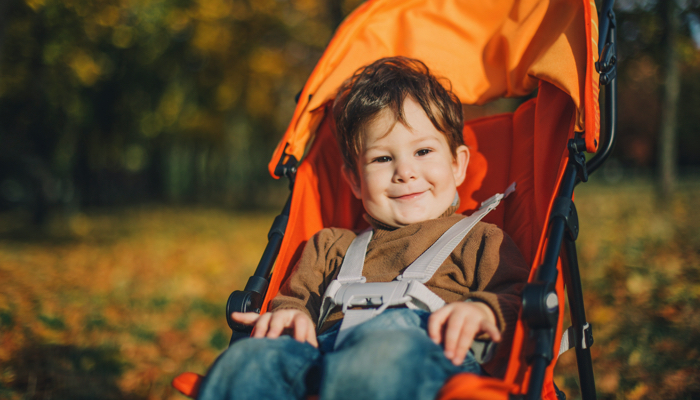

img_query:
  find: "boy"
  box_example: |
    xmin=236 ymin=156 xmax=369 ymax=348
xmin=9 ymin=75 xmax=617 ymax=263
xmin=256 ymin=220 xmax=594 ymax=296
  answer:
xmin=197 ymin=57 xmax=528 ymax=400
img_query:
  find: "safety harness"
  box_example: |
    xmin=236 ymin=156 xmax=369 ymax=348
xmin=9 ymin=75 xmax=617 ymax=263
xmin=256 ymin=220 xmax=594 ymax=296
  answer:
xmin=319 ymin=183 xmax=516 ymax=349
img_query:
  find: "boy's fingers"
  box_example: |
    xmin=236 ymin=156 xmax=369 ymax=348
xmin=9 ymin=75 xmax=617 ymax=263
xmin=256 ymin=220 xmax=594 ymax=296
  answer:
xmin=306 ymin=328 xmax=319 ymax=348
xmin=481 ymin=320 xmax=502 ymax=343
xmin=231 ymin=312 xmax=260 ymax=326
xmin=293 ymin=316 xmax=319 ymax=348
xmin=443 ymin=311 xmax=467 ymax=359
xmin=252 ymin=312 xmax=272 ymax=338
xmin=428 ymin=307 xmax=450 ymax=344
xmin=452 ymin=324 xmax=477 ymax=366
xmin=292 ymin=315 xmax=308 ymax=343
xmin=266 ymin=313 xmax=290 ymax=339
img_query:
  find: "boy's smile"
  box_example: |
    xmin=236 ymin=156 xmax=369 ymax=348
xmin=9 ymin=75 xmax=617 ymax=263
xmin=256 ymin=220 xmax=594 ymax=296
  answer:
xmin=342 ymin=97 xmax=469 ymax=228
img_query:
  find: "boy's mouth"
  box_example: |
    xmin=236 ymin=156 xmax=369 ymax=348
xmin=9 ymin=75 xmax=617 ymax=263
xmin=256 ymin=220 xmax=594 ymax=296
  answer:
xmin=391 ymin=190 xmax=426 ymax=200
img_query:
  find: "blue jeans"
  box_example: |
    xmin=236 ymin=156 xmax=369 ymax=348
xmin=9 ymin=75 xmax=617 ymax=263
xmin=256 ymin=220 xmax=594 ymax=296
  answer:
xmin=197 ymin=309 xmax=482 ymax=400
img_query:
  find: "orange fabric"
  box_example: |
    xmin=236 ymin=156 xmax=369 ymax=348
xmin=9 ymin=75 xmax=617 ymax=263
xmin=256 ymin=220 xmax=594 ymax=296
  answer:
xmin=269 ymin=0 xmax=600 ymax=176
xmin=172 ymin=372 xmax=203 ymax=398
xmin=584 ymin=0 xmax=601 ymax=152
xmin=498 ymin=81 xmax=574 ymax=399
xmin=438 ymin=374 xmax=517 ymax=400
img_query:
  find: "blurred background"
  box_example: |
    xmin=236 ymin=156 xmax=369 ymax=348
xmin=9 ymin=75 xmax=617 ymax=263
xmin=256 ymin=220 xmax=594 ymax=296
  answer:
xmin=0 ymin=0 xmax=698 ymax=399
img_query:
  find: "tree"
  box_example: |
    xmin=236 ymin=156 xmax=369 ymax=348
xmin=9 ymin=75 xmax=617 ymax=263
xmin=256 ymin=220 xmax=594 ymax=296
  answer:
xmin=657 ymin=0 xmax=681 ymax=199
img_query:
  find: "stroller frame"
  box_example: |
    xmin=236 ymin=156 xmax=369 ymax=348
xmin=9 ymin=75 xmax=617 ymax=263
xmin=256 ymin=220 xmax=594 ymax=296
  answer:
xmin=224 ymin=1 xmax=618 ymax=399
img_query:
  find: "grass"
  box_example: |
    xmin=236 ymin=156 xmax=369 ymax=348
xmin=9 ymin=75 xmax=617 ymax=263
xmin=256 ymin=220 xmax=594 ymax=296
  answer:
xmin=0 ymin=179 xmax=698 ymax=399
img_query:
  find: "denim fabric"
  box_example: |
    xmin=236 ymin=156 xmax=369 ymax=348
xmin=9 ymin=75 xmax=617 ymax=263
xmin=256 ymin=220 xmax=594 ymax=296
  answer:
xmin=197 ymin=309 xmax=482 ymax=400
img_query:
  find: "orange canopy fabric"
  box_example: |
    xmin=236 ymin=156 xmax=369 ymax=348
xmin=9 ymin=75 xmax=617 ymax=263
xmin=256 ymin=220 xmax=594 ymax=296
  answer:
xmin=268 ymin=0 xmax=600 ymax=177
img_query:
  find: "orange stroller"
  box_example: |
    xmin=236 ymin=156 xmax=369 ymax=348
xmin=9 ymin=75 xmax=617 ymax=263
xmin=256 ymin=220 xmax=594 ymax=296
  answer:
xmin=173 ymin=0 xmax=618 ymax=398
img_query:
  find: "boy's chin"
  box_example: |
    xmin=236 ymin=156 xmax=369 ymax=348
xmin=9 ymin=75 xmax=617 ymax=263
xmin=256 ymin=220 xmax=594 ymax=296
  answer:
xmin=366 ymin=200 xmax=455 ymax=227
xmin=379 ymin=211 xmax=443 ymax=228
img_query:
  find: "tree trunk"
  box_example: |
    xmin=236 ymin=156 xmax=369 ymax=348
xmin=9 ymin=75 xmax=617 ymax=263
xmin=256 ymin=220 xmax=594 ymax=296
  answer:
xmin=0 ymin=1 xmax=11 ymax=58
xmin=327 ymin=0 xmax=344 ymax=31
xmin=657 ymin=0 xmax=681 ymax=199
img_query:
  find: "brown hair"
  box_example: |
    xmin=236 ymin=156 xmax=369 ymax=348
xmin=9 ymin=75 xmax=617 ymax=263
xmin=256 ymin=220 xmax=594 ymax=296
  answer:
xmin=333 ymin=56 xmax=464 ymax=172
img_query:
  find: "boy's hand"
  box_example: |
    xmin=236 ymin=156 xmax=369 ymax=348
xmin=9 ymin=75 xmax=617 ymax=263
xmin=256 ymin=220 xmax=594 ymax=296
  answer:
xmin=428 ymin=302 xmax=501 ymax=366
xmin=231 ymin=310 xmax=319 ymax=347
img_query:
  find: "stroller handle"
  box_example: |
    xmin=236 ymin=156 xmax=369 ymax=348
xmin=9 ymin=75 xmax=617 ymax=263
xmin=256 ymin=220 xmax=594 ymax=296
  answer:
xmin=586 ymin=0 xmax=618 ymax=178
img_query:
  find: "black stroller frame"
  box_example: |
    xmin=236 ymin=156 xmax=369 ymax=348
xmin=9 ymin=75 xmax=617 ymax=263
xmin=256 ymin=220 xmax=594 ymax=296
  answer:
xmin=225 ymin=1 xmax=618 ymax=399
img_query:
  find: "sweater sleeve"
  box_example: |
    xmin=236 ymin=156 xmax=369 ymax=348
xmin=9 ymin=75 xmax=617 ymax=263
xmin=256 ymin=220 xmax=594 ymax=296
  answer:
xmin=460 ymin=224 xmax=529 ymax=336
xmin=268 ymin=228 xmax=355 ymax=327
xmin=459 ymin=223 xmax=529 ymax=377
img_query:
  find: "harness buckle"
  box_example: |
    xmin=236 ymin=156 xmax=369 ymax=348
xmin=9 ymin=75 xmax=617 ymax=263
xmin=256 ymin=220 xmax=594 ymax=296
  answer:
xmin=342 ymin=294 xmax=385 ymax=312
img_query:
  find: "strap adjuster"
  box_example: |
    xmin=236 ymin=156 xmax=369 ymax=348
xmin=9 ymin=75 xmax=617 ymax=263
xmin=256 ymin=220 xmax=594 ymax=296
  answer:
xmin=581 ymin=322 xmax=594 ymax=349
xmin=336 ymin=276 xmax=367 ymax=284
xmin=479 ymin=182 xmax=516 ymax=210
xmin=396 ymin=272 xmax=426 ymax=281
xmin=558 ymin=323 xmax=594 ymax=356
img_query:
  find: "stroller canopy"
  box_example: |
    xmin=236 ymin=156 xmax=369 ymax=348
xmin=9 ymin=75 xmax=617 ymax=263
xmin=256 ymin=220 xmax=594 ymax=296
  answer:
xmin=269 ymin=0 xmax=600 ymax=178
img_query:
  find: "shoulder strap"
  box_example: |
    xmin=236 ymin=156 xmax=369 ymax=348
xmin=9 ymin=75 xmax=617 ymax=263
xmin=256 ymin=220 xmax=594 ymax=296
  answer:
xmin=398 ymin=182 xmax=516 ymax=283
xmin=335 ymin=228 xmax=373 ymax=283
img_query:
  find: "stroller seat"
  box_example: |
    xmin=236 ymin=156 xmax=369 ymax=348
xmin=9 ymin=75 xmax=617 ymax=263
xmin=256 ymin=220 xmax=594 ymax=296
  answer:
xmin=174 ymin=0 xmax=616 ymax=398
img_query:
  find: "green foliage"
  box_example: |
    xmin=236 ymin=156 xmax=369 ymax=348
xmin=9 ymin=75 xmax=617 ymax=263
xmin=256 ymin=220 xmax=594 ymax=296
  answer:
xmin=0 ymin=0 xmax=357 ymax=208
xmin=208 ymin=329 xmax=228 ymax=350
xmin=611 ymin=0 xmax=700 ymax=168
xmin=1 ymin=0 xmax=698 ymax=213
xmin=0 ymin=310 xmax=14 ymax=331
xmin=38 ymin=314 xmax=67 ymax=331
xmin=3 ymin=344 xmax=133 ymax=400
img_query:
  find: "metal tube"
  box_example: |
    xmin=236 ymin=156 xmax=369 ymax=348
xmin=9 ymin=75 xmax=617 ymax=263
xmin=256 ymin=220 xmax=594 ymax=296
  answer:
xmin=563 ymin=238 xmax=597 ymax=400
xmin=586 ymin=68 xmax=617 ymax=175
xmin=528 ymin=358 xmax=547 ymax=400
xmin=586 ymin=1 xmax=617 ymax=176
xmin=251 ymin=194 xmax=292 ymax=280
xmin=538 ymin=164 xmax=578 ymax=283
xmin=597 ymin=0 xmax=615 ymax=55
xmin=526 ymin=160 xmax=580 ymax=399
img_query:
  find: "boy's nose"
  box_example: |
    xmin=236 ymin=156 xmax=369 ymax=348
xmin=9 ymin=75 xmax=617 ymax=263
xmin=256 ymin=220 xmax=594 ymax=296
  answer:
xmin=392 ymin=160 xmax=417 ymax=183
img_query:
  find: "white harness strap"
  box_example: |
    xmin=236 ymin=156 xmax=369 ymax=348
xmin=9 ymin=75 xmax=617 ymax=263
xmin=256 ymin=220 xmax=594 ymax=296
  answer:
xmin=335 ymin=229 xmax=373 ymax=284
xmin=320 ymin=183 xmax=516 ymax=349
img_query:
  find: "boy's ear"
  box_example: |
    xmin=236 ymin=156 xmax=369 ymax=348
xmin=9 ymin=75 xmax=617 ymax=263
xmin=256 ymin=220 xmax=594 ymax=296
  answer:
xmin=341 ymin=164 xmax=363 ymax=199
xmin=452 ymin=145 xmax=470 ymax=187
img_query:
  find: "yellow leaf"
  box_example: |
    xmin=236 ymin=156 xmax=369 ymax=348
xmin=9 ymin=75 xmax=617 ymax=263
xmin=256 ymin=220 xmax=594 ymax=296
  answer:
xmin=68 ymin=50 xmax=102 ymax=86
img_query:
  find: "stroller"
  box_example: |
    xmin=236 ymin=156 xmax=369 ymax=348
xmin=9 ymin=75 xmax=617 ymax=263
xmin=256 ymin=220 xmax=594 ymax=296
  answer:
xmin=173 ymin=0 xmax=618 ymax=398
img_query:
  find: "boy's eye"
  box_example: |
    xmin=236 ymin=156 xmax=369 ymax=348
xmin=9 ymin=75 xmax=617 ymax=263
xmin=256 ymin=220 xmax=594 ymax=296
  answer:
xmin=372 ymin=156 xmax=392 ymax=163
xmin=416 ymin=149 xmax=432 ymax=156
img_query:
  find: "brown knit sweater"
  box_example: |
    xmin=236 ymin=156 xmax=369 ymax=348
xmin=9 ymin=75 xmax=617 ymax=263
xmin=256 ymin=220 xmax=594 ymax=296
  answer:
xmin=270 ymin=206 xmax=529 ymax=376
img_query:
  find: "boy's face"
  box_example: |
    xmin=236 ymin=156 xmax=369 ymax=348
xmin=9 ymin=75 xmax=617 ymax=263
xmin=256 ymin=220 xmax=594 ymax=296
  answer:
xmin=342 ymin=97 xmax=469 ymax=228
